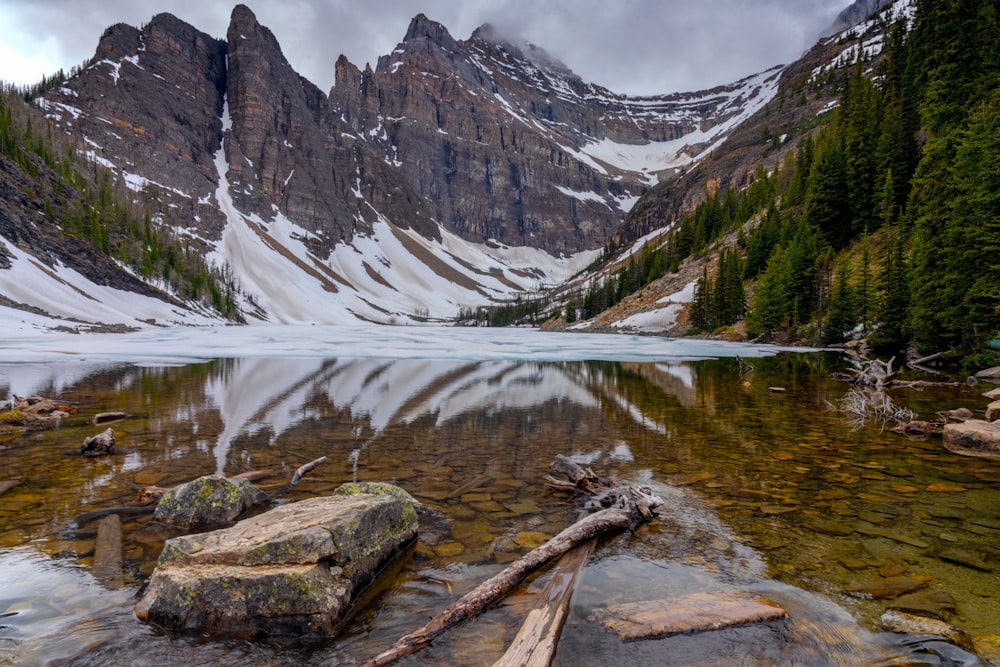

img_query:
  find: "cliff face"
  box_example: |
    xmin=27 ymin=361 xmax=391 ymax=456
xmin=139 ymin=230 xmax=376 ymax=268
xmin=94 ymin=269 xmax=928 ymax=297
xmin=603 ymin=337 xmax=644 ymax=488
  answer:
xmin=43 ymin=5 xmax=779 ymax=256
xmin=29 ymin=4 xmax=785 ymax=324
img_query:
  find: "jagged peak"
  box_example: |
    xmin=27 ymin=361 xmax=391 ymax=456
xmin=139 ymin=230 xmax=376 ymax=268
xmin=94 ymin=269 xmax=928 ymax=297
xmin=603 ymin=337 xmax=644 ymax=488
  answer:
xmin=227 ymin=3 xmax=288 ymax=65
xmin=403 ymin=13 xmax=458 ymax=49
xmin=230 ymin=4 xmax=259 ymax=32
xmin=95 ymin=22 xmax=141 ymax=60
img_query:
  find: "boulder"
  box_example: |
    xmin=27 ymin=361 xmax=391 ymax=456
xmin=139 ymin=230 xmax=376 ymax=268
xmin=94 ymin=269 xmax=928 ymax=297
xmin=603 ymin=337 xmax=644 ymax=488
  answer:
xmin=942 ymin=420 xmax=1000 ymax=458
xmin=976 ymin=366 xmax=1000 ymax=383
xmin=986 ymin=401 xmax=1000 ymax=422
xmin=152 ymin=475 xmax=267 ymax=530
xmin=135 ymin=487 xmax=418 ymax=636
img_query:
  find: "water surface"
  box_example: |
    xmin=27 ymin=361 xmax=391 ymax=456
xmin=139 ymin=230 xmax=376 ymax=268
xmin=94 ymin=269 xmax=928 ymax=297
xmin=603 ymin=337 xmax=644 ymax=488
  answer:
xmin=0 ymin=336 xmax=996 ymax=666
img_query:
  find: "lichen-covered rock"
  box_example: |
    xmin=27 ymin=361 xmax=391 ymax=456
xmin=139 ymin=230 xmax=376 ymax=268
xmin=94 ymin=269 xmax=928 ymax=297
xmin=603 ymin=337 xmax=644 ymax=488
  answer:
xmin=334 ymin=480 xmax=419 ymax=505
xmin=942 ymin=420 xmax=1000 ymax=458
xmin=135 ymin=490 xmax=418 ymax=636
xmin=152 ymin=475 xmax=267 ymax=530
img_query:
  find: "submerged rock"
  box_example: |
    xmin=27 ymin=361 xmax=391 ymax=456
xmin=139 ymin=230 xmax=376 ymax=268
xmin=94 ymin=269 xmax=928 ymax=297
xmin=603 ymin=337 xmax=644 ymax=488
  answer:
xmin=880 ymin=609 xmax=974 ymax=651
xmin=152 ymin=475 xmax=267 ymax=530
xmin=843 ymin=576 xmax=931 ymax=599
xmin=594 ymin=591 xmax=787 ymax=640
xmin=889 ymin=590 xmax=956 ymax=620
xmin=135 ymin=487 xmax=418 ymax=636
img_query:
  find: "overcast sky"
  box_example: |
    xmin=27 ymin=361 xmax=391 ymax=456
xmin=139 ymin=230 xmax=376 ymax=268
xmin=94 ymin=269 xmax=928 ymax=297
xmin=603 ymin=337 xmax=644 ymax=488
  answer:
xmin=0 ymin=1 xmax=849 ymax=96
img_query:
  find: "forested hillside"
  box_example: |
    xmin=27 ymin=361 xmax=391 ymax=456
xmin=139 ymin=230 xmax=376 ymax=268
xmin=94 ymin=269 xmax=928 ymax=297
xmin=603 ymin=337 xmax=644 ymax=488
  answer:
xmin=565 ymin=0 xmax=998 ymax=361
xmin=745 ymin=0 xmax=999 ymax=355
xmin=0 ymin=85 xmax=241 ymax=319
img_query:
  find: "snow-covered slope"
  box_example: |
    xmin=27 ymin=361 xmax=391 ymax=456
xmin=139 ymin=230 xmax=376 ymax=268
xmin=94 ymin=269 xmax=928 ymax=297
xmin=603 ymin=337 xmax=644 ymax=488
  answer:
xmin=7 ymin=7 xmax=805 ymax=330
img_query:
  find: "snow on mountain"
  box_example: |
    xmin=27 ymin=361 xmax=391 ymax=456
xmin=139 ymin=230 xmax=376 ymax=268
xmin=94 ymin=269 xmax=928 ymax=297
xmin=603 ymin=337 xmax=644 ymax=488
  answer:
xmin=0 ymin=238 xmax=221 ymax=329
xmin=5 ymin=7 xmax=809 ymax=331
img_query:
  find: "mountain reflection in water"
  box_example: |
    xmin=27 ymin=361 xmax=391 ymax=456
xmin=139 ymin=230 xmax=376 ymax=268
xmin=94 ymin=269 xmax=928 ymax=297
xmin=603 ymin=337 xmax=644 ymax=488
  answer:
xmin=0 ymin=353 xmax=996 ymax=666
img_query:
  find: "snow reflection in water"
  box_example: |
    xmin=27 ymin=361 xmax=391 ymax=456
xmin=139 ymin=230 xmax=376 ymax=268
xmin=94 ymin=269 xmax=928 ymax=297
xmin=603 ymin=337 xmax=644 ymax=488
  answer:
xmin=0 ymin=351 xmax=995 ymax=666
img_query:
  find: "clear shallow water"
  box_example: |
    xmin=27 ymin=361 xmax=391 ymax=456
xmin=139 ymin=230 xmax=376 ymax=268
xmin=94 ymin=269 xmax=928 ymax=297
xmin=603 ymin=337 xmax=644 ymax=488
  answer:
xmin=0 ymin=334 xmax=996 ymax=666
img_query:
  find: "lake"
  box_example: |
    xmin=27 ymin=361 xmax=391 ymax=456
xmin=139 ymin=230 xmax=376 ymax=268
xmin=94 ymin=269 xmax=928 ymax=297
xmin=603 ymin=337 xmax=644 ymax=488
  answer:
xmin=0 ymin=327 xmax=996 ymax=666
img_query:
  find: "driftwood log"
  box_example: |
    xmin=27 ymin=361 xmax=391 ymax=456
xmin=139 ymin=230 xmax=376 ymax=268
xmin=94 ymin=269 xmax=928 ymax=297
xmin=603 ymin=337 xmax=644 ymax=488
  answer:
xmin=359 ymin=456 xmax=662 ymax=667
xmin=492 ymin=538 xmax=596 ymax=667
xmin=92 ymin=411 xmax=128 ymax=425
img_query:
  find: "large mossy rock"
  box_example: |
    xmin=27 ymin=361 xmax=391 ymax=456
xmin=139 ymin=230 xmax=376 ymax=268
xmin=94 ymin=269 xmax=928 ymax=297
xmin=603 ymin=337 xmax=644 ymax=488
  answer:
xmin=135 ymin=487 xmax=418 ymax=636
xmin=152 ymin=475 xmax=267 ymax=530
xmin=942 ymin=420 xmax=1000 ymax=458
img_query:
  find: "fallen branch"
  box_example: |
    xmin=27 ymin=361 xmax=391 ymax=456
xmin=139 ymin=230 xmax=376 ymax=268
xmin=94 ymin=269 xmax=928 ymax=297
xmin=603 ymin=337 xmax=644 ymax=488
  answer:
xmin=908 ymin=351 xmax=944 ymax=367
xmin=268 ymin=456 xmax=327 ymax=500
xmin=359 ymin=507 xmax=639 ymax=667
xmin=92 ymin=411 xmax=128 ymax=425
xmin=360 ymin=458 xmax=662 ymax=667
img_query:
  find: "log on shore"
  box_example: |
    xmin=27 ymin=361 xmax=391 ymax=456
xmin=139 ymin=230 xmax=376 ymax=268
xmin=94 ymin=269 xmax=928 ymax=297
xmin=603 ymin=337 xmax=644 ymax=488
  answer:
xmin=359 ymin=507 xmax=638 ymax=667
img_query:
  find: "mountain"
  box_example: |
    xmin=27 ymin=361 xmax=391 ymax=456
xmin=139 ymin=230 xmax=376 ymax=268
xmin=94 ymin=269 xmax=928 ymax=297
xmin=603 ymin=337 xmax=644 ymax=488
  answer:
xmin=3 ymin=4 xmax=783 ymax=327
xmin=547 ymin=0 xmax=920 ymax=336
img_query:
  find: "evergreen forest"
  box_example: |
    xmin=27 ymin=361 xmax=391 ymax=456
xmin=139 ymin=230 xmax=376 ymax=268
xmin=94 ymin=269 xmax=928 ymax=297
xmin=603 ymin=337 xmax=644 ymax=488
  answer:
xmin=511 ymin=0 xmax=998 ymax=361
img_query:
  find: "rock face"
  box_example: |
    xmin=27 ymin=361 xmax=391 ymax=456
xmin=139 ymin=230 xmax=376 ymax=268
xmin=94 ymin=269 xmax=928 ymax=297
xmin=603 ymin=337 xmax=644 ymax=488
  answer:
xmin=39 ymin=5 xmax=780 ymax=261
xmin=152 ymin=475 xmax=267 ymax=530
xmin=942 ymin=420 xmax=1000 ymax=458
xmin=135 ymin=488 xmax=418 ymax=636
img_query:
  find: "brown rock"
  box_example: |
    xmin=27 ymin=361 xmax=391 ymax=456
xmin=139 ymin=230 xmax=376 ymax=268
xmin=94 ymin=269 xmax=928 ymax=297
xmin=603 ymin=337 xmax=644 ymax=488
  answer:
xmin=942 ymin=407 xmax=974 ymax=420
xmin=938 ymin=548 xmax=992 ymax=572
xmin=986 ymin=401 xmax=1000 ymax=422
xmin=594 ymin=591 xmax=787 ymax=640
xmin=943 ymin=419 xmax=1000 ymax=458
xmin=843 ymin=576 xmax=931 ymax=599
xmin=890 ymin=421 xmax=931 ymax=438
xmin=889 ymin=590 xmax=956 ymax=620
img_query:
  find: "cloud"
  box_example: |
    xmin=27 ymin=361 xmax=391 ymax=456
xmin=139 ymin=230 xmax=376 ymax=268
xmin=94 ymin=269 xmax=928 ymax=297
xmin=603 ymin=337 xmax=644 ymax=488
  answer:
xmin=0 ymin=0 xmax=847 ymax=95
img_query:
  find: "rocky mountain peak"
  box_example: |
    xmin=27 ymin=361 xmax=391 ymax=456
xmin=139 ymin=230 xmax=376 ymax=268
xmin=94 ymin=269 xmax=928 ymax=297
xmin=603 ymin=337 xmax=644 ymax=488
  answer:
xmin=403 ymin=13 xmax=458 ymax=51
xmin=27 ymin=6 xmax=794 ymax=325
xmin=94 ymin=22 xmax=141 ymax=61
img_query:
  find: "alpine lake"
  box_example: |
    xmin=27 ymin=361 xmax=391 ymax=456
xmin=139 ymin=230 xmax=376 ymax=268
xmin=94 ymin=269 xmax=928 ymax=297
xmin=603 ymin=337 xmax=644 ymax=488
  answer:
xmin=0 ymin=334 xmax=998 ymax=666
